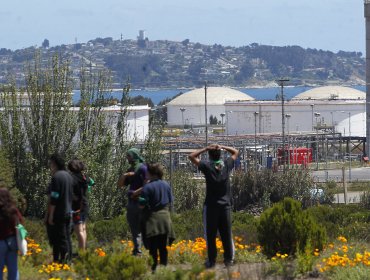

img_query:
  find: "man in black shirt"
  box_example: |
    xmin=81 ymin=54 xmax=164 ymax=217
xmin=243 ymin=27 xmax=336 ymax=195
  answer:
xmin=46 ymin=153 xmax=73 ymax=262
xmin=189 ymin=144 xmax=238 ymax=268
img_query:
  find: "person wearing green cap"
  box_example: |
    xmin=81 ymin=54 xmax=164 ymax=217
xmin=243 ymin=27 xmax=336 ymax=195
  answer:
xmin=189 ymin=144 xmax=238 ymax=269
xmin=117 ymin=148 xmax=148 ymax=255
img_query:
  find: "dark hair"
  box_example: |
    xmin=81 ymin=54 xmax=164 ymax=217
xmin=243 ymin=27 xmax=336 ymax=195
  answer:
xmin=147 ymin=163 xmax=164 ymax=180
xmin=208 ymin=149 xmax=221 ymax=161
xmin=68 ymin=158 xmax=86 ymax=173
xmin=49 ymin=153 xmax=66 ymax=170
xmin=0 ymin=188 xmax=17 ymax=223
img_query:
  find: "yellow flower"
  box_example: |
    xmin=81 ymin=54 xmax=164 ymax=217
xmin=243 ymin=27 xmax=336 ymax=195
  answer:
xmin=231 ymin=271 xmax=241 ymax=278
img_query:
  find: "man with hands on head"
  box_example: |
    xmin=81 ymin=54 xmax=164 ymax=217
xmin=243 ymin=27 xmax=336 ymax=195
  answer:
xmin=189 ymin=144 xmax=238 ymax=268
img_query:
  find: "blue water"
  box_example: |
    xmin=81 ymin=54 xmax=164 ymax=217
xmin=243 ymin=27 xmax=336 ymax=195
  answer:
xmin=72 ymin=85 xmax=366 ymax=105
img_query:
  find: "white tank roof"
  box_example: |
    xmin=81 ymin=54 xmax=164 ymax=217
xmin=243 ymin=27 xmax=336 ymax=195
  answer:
xmin=292 ymin=86 xmax=365 ymax=100
xmin=167 ymin=87 xmax=254 ymax=106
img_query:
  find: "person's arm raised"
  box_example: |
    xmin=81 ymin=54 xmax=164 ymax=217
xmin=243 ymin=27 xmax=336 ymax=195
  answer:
xmin=188 ymin=147 xmax=208 ymax=166
xmin=221 ymin=145 xmax=239 ymax=161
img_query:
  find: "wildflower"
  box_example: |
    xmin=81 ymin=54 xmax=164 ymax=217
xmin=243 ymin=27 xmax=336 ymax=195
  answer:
xmin=231 ymin=271 xmax=241 ymax=278
xmin=95 ymin=248 xmax=106 ymax=257
xmin=337 ymin=236 xmax=347 ymax=243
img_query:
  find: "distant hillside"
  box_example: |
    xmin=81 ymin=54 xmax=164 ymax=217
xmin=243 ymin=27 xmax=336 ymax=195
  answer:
xmin=0 ymin=37 xmax=365 ymax=88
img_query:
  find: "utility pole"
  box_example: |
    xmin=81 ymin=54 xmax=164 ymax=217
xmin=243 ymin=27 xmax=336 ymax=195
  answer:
xmin=205 ymin=81 xmax=208 ymax=146
xmin=364 ymin=0 xmax=370 ymax=158
xmin=276 ymin=78 xmax=289 ymax=173
xmin=254 ymin=112 xmax=259 ymax=171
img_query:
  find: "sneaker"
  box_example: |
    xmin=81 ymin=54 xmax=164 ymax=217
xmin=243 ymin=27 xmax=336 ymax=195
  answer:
xmin=205 ymin=260 xmax=216 ymax=269
xmin=224 ymin=260 xmax=234 ymax=267
xmin=132 ymin=249 xmax=142 ymax=256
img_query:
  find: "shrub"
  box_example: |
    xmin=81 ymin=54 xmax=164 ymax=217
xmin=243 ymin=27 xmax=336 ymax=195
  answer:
xmin=306 ymin=204 xmax=370 ymax=241
xmin=169 ymin=170 xmax=205 ymax=213
xmin=257 ymin=197 xmax=326 ymax=257
xmin=74 ymin=250 xmax=147 ymax=279
xmin=232 ymin=211 xmax=259 ymax=244
xmin=171 ymin=210 xmax=203 ymax=240
xmin=90 ymin=214 xmax=130 ymax=243
xmin=231 ymin=169 xmax=314 ymax=211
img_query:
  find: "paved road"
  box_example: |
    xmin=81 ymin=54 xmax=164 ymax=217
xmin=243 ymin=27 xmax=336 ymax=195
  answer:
xmin=311 ymin=167 xmax=370 ymax=204
xmin=312 ymin=167 xmax=370 ymax=182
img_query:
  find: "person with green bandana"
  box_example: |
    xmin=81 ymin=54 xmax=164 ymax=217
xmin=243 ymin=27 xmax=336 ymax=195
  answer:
xmin=189 ymin=144 xmax=238 ymax=269
xmin=117 ymin=148 xmax=148 ymax=255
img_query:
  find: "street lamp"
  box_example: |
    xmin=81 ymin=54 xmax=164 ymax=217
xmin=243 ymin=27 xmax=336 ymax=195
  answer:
xmin=314 ymin=112 xmax=321 ymax=170
xmin=226 ymin=111 xmax=232 ymax=144
xmin=310 ymin=104 xmax=315 ymax=131
xmin=285 ymin=113 xmax=291 ymax=168
xmin=220 ymin=113 xmax=226 ymax=139
xmin=254 ymin=112 xmax=259 ymax=171
xmin=341 ymin=111 xmax=352 ymax=182
xmin=180 ymin=107 xmax=186 ymax=132
xmin=276 ymin=78 xmax=289 ymax=173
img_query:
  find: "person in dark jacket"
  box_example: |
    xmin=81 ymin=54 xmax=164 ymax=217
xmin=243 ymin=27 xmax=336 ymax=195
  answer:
xmin=0 ymin=187 xmax=23 ymax=280
xmin=46 ymin=153 xmax=73 ymax=262
xmin=117 ymin=148 xmax=148 ymax=255
xmin=68 ymin=158 xmax=94 ymax=251
xmin=189 ymin=144 xmax=238 ymax=268
xmin=139 ymin=163 xmax=175 ymax=272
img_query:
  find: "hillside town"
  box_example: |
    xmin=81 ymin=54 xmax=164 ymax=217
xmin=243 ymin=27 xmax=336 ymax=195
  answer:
xmin=0 ymin=31 xmax=365 ymax=89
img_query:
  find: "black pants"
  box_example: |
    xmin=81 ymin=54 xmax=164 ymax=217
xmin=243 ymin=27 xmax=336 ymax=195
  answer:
xmin=203 ymin=205 xmax=234 ymax=264
xmin=47 ymin=219 xmax=72 ymax=262
xmin=148 ymin=234 xmax=168 ymax=271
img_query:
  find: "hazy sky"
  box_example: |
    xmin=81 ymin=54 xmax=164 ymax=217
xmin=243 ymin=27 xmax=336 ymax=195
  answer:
xmin=2 ymin=0 xmax=365 ymax=53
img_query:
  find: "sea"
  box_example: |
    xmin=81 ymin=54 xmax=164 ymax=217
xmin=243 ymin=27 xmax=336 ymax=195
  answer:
xmin=72 ymin=85 xmax=366 ymax=105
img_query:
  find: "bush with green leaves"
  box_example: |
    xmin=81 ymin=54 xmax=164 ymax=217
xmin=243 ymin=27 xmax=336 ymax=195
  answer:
xmin=307 ymin=204 xmax=370 ymax=241
xmin=257 ymin=197 xmax=326 ymax=257
xmin=74 ymin=250 xmax=147 ymax=280
xmin=232 ymin=169 xmax=314 ymax=211
xmin=168 ymin=170 xmax=205 ymax=212
xmin=89 ymin=214 xmax=130 ymax=243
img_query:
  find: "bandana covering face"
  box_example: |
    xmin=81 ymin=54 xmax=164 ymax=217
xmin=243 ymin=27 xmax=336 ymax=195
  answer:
xmin=210 ymin=159 xmax=224 ymax=171
xmin=127 ymin=148 xmax=144 ymax=172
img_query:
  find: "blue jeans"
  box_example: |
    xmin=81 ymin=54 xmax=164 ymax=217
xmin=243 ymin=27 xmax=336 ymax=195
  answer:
xmin=0 ymin=235 xmax=19 ymax=280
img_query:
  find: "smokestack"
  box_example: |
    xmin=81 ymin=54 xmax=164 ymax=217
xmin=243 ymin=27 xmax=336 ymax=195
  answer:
xmin=365 ymin=1 xmax=370 ymax=157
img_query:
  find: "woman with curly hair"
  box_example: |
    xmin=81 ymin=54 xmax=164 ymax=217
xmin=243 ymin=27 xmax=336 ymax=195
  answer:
xmin=0 ymin=187 xmax=23 ymax=280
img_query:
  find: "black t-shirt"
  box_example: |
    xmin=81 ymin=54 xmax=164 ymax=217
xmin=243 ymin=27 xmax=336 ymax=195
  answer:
xmin=198 ymin=157 xmax=235 ymax=207
xmin=71 ymin=172 xmax=90 ymax=214
xmin=49 ymin=170 xmax=73 ymax=222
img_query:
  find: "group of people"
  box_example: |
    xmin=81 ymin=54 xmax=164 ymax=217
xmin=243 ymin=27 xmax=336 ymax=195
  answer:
xmin=0 ymin=154 xmax=93 ymax=279
xmin=118 ymin=144 xmax=238 ymax=271
xmin=0 ymin=142 xmax=238 ymax=279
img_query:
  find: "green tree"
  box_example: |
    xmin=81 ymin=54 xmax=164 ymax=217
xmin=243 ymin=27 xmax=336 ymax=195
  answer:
xmin=0 ymin=53 xmax=133 ymax=219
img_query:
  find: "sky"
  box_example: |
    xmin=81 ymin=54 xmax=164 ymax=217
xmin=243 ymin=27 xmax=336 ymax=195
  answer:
xmin=1 ymin=0 xmax=365 ymax=53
